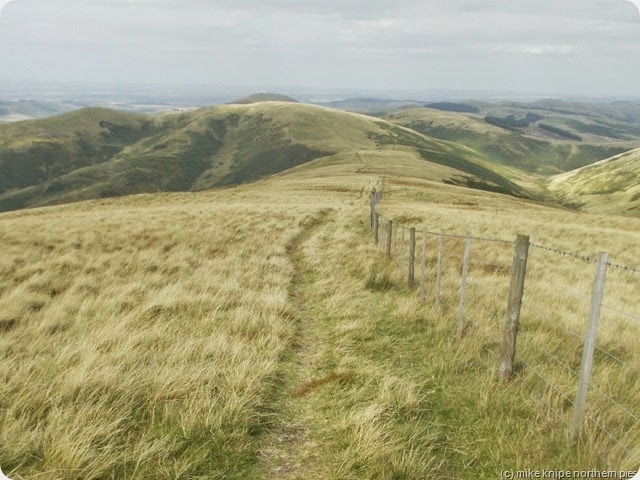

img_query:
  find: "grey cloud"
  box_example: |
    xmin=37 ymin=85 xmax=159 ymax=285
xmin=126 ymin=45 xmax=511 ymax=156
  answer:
xmin=0 ymin=0 xmax=639 ymax=95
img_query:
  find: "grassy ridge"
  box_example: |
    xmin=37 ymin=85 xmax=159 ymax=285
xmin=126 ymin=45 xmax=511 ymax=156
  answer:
xmin=0 ymin=102 xmax=527 ymax=212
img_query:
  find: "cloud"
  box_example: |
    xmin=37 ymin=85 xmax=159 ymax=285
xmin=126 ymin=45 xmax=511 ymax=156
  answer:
xmin=0 ymin=0 xmax=638 ymax=96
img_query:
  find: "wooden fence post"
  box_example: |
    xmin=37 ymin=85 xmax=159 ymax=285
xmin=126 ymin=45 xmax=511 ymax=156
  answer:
xmin=386 ymin=220 xmax=393 ymax=258
xmin=499 ymin=234 xmax=530 ymax=379
xmin=570 ymin=252 xmax=609 ymax=439
xmin=420 ymin=228 xmax=428 ymax=301
xmin=457 ymin=233 xmax=472 ymax=337
xmin=400 ymin=226 xmax=406 ymax=273
xmin=374 ymin=213 xmax=380 ymax=244
xmin=435 ymin=229 xmax=444 ymax=310
xmin=370 ymin=201 xmax=375 ymax=229
xmin=408 ymin=228 xmax=416 ymax=288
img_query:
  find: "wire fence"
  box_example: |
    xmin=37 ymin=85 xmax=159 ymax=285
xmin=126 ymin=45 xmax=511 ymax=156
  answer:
xmin=369 ymin=202 xmax=640 ymax=469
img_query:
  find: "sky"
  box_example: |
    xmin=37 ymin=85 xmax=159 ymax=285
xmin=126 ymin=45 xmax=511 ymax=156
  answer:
xmin=0 ymin=0 xmax=639 ymax=98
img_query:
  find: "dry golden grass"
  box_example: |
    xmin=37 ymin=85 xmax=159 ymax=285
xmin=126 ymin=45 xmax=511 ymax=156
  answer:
xmin=0 ymin=187 xmax=343 ymax=479
xmin=0 ymin=155 xmax=639 ymax=478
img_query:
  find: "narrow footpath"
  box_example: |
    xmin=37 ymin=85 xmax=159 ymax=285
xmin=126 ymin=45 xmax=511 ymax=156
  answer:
xmin=256 ymin=208 xmax=335 ymax=479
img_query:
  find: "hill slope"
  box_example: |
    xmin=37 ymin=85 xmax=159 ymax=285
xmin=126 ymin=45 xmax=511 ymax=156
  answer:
xmin=0 ymin=102 xmax=528 ymax=212
xmin=1 ymin=155 xmax=638 ymax=477
xmin=548 ymin=147 xmax=640 ymax=216
xmin=384 ymin=107 xmax=637 ymax=175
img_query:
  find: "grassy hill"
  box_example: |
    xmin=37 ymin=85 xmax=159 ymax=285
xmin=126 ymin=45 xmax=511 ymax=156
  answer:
xmin=548 ymin=147 xmax=640 ymax=216
xmin=0 ymin=156 xmax=638 ymax=478
xmin=0 ymin=102 xmax=528 ymax=212
xmin=384 ymin=106 xmax=637 ymax=175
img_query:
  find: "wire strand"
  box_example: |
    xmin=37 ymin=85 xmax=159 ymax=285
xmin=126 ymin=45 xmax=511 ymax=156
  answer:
xmin=518 ymin=332 xmax=580 ymax=378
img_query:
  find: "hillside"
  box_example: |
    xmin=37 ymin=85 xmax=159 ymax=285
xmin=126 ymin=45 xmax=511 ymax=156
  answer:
xmin=1 ymin=156 xmax=638 ymax=478
xmin=384 ymin=106 xmax=638 ymax=175
xmin=0 ymin=102 xmax=528 ymax=212
xmin=548 ymin=147 xmax=640 ymax=216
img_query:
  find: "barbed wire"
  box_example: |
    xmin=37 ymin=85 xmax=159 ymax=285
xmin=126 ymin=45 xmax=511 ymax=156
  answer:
xmin=529 ymin=242 xmax=596 ymax=263
xmin=607 ymin=261 xmax=640 ymax=274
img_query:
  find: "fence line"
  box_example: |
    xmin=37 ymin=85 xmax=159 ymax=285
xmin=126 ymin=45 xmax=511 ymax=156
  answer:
xmin=368 ymin=200 xmax=639 ymax=467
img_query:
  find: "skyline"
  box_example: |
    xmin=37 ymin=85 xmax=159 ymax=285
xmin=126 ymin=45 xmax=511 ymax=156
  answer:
xmin=1 ymin=1 xmax=640 ymax=99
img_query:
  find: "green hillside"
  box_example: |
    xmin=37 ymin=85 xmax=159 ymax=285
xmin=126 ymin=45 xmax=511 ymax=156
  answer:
xmin=549 ymin=147 xmax=640 ymax=216
xmin=385 ymin=107 xmax=636 ymax=174
xmin=0 ymin=102 xmax=528 ymax=212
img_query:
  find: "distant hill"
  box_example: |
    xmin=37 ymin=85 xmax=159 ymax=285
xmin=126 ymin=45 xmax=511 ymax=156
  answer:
xmin=318 ymin=98 xmax=423 ymax=114
xmin=0 ymin=99 xmax=82 ymax=124
xmin=549 ymin=147 xmax=640 ymax=216
xmin=0 ymin=102 xmax=528 ymax=212
xmin=425 ymin=102 xmax=479 ymax=113
xmin=385 ymin=106 xmax=638 ymax=174
xmin=230 ymin=93 xmax=299 ymax=104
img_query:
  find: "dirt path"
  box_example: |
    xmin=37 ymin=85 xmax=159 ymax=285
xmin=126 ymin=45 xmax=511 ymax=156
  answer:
xmin=256 ymin=209 xmax=335 ymax=479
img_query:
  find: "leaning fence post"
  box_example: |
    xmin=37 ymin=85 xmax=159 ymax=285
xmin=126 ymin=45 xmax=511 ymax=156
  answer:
xmin=420 ymin=228 xmax=428 ymax=301
xmin=374 ymin=213 xmax=380 ymax=244
xmin=408 ymin=228 xmax=416 ymax=288
xmin=570 ymin=252 xmax=609 ymax=439
xmin=435 ymin=229 xmax=444 ymax=310
xmin=386 ymin=220 xmax=393 ymax=258
xmin=457 ymin=233 xmax=472 ymax=337
xmin=499 ymin=234 xmax=530 ymax=379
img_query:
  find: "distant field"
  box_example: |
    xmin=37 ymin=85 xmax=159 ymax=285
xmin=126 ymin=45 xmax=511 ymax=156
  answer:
xmin=1 ymin=153 xmax=638 ymax=478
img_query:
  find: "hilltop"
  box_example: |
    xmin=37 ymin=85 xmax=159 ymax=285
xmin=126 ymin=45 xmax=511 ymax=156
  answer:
xmin=229 ymin=93 xmax=299 ymax=104
xmin=0 ymin=101 xmax=527 ymax=212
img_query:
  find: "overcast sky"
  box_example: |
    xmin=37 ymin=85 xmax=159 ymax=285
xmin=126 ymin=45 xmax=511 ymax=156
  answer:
xmin=1 ymin=0 xmax=639 ymax=97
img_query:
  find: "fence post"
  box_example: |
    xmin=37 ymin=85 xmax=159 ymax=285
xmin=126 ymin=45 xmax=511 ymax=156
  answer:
xmin=374 ymin=213 xmax=380 ymax=244
xmin=435 ymin=229 xmax=444 ymax=310
xmin=570 ymin=252 xmax=609 ymax=439
xmin=420 ymin=228 xmax=428 ymax=301
xmin=370 ymin=200 xmax=374 ymax=229
xmin=499 ymin=234 xmax=530 ymax=379
xmin=401 ymin=226 xmax=406 ymax=274
xmin=457 ymin=233 xmax=472 ymax=338
xmin=386 ymin=220 xmax=393 ymax=258
xmin=408 ymin=228 xmax=416 ymax=288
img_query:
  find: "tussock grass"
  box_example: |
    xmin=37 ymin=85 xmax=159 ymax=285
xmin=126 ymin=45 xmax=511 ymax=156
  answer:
xmin=0 ymin=158 xmax=638 ymax=478
xmin=0 ymin=188 xmax=339 ymax=479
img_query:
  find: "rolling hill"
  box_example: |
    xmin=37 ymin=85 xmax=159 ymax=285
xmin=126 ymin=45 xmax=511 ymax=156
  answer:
xmin=548 ymin=147 xmax=640 ymax=216
xmin=384 ymin=106 xmax=638 ymax=175
xmin=0 ymin=101 xmax=529 ymax=212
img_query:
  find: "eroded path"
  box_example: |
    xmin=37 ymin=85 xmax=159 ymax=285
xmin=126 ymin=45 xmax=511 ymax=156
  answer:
xmin=256 ymin=208 xmax=335 ymax=479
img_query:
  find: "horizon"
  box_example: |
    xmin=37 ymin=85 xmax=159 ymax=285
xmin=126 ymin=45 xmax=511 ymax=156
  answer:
xmin=1 ymin=1 xmax=640 ymax=99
